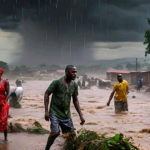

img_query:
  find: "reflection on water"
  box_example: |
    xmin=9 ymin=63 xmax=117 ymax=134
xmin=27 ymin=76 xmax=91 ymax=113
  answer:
xmin=0 ymin=133 xmax=49 ymax=150
xmin=0 ymin=140 xmax=9 ymax=150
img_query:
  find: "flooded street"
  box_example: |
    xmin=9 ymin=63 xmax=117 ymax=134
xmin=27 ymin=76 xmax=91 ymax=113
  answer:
xmin=0 ymin=80 xmax=150 ymax=150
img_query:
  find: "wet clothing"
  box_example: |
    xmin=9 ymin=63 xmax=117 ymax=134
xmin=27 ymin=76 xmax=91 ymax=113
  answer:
xmin=0 ymin=102 xmax=9 ymax=131
xmin=47 ymin=77 xmax=78 ymax=120
xmin=114 ymin=101 xmax=128 ymax=113
xmin=50 ymin=115 xmax=74 ymax=133
xmin=0 ymin=79 xmax=7 ymax=105
xmin=0 ymin=68 xmax=3 ymax=75
xmin=113 ymin=80 xmax=129 ymax=102
xmin=137 ymin=78 xmax=143 ymax=90
xmin=10 ymin=87 xmax=23 ymax=102
xmin=0 ymin=79 xmax=9 ymax=131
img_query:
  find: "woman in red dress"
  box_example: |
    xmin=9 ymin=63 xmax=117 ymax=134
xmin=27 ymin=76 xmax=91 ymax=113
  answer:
xmin=0 ymin=67 xmax=10 ymax=141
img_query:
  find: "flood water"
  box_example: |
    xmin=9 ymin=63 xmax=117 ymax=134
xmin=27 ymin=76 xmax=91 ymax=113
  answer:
xmin=0 ymin=80 xmax=150 ymax=150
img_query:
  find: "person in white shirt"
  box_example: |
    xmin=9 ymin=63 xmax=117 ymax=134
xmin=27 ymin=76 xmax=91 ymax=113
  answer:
xmin=9 ymin=80 xmax=23 ymax=107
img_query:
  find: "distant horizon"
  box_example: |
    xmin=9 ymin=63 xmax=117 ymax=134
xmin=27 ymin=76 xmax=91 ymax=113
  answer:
xmin=5 ymin=56 xmax=150 ymax=68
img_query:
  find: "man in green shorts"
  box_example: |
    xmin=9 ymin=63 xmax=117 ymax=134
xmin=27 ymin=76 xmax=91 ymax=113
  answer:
xmin=44 ymin=65 xmax=85 ymax=150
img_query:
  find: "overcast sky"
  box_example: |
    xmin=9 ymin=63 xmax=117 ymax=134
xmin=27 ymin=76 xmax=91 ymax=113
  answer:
xmin=0 ymin=0 xmax=150 ymax=66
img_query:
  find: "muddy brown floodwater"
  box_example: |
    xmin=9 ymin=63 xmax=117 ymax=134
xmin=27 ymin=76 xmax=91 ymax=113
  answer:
xmin=0 ymin=80 xmax=150 ymax=150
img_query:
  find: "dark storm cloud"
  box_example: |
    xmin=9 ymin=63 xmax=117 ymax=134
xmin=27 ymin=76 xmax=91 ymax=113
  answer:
xmin=0 ymin=0 xmax=149 ymax=65
xmin=0 ymin=0 xmax=150 ymax=41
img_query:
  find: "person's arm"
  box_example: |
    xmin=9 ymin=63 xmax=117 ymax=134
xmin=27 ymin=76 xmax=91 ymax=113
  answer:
xmin=107 ymin=91 xmax=115 ymax=106
xmin=72 ymin=95 xmax=85 ymax=125
xmin=4 ymin=79 xmax=10 ymax=103
xmin=107 ymin=84 xmax=117 ymax=106
xmin=127 ymin=82 xmax=129 ymax=94
xmin=44 ymin=80 xmax=57 ymax=121
xmin=44 ymin=90 xmax=52 ymax=121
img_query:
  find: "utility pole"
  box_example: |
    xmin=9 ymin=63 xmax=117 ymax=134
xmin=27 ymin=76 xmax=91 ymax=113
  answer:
xmin=136 ymin=58 xmax=137 ymax=71
xmin=136 ymin=58 xmax=137 ymax=83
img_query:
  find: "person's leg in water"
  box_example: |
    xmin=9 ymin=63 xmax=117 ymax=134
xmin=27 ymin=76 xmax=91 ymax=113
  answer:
xmin=137 ymin=84 xmax=140 ymax=92
xmin=0 ymin=105 xmax=7 ymax=141
xmin=114 ymin=101 xmax=122 ymax=114
xmin=45 ymin=132 xmax=60 ymax=150
xmin=60 ymin=118 xmax=76 ymax=150
xmin=45 ymin=115 xmax=60 ymax=150
xmin=4 ymin=130 xmax=7 ymax=141
xmin=60 ymin=118 xmax=76 ymax=139
xmin=121 ymin=101 xmax=128 ymax=114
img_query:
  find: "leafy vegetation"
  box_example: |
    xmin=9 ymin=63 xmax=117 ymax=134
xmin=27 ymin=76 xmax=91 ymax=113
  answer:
xmin=144 ymin=18 xmax=150 ymax=56
xmin=8 ymin=123 xmax=26 ymax=133
xmin=63 ymin=129 xmax=139 ymax=150
xmin=0 ymin=61 xmax=9 ymax=74
xmin=27 ymin=121 xmax=49 ymax=134
xmin=7 ymin=121 xmax=49 ymax=134
xmin=9 ymin=100 xmax=22 ymax=108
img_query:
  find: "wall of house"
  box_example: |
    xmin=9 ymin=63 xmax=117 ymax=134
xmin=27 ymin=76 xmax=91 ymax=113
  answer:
xmin=107 ymin=73 xmax=131 ymax=82
xmin=131 ymin=72 xmax=150 ymax=85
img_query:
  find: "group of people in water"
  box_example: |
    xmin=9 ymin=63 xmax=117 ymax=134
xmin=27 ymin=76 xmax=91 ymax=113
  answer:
xmin=77 ymin=77 xmax=111 ymax=89
xmin=0 ymin=65 xmax=133 ymax=150
xmin=43 ymin=65 xmax=129 ymax=150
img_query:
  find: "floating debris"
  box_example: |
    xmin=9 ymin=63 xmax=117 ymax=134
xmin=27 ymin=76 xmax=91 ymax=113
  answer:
xmin=140 ymin=128 xmax=150 ymax=133
xmin=8 ymin=115 xmax=12 ymax=118
xmin=27 ymin=121 xmax=49 ymax=134
xmin=7 ymin=121 xmax=49 ymax=134
xmin=8 ymin=123 xmax=26 ymax=133
xmin=63 ymin=129 xmax=139 ymax=150
xmin=9 ymin=101 xmax=22 ymax=108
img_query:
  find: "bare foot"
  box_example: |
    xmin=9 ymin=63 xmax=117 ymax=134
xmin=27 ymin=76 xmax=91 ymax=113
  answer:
xmin=4 ymin=138 xmax=8 ymax=142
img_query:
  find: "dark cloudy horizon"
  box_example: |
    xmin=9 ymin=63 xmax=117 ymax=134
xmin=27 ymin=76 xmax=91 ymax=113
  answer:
xmin=0 ymin=0 xmax=150 ymax=66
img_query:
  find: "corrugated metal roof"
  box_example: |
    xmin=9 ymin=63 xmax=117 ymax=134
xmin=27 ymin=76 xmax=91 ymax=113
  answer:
xmin=56 ymin=70 xmax=65 ymax=73
xmin=107 ymin=69 xmax=150 ymax=74
xmin=107 ymin=69 xmax=130 ymax=74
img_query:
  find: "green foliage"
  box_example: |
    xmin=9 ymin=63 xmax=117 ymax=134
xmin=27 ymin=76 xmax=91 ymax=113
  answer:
xmin=144 ymin=18 xmax=150 ymax=56
xmin=7 ymin=121 xmax=49 ymax=134
xmin=114 ymin=64 xmax=123 ymax=70
xmin=0 ymin=61 xmax=9 ymax=74
xmin=9 ymin=100 xmax=22 ymax=108
xmin=27 ymin=121 xmax=49 ymax=134
xmin=126 ymin=63 xmax=140 ymax=70
xmin=12 ymin=65 xmax=30 ymax=75
xmin=8 ymin=123 xmax=26 ymax=133
xmin=27 ymin=128 xmax=49 ymax=134
xmin=8 ymin=115 xmax=12 ymax=118
xmin=33 ymin=121 xmax=42 ymax=128
xmin=63 ymin=130 xmax=139 ymax=150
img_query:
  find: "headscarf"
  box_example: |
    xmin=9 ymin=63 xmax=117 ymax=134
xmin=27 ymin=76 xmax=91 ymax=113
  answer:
xmin=0 ymin=68 xmax=4 ymax=75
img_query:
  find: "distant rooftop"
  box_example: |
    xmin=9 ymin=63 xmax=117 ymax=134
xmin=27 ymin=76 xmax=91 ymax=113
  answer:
xmin=107 ymin=69 xmax=150 ymax=74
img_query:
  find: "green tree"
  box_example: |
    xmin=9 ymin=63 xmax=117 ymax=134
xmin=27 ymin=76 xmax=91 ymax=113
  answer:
xmin=12 ymin=67 xmax=20 ymax=75
xmin=114 ymin=64 xmax=123 ymax=70
xmin=126 ymin=63 xmax=140 ymax=70
xmin=126 ymin=63 xmax=133 ymax=70
xmin=0 ymin=61 xmax=9 ymax=74
xmin=144 ymin=18 xmax=150 ymax=56
xmin=12 ymin=65 xmax=30 ymax=75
